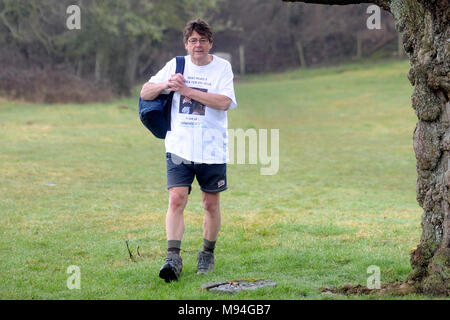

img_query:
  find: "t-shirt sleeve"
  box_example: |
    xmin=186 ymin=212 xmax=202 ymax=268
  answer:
xmin=148 ymin=58 xmax=176 ymax=92
xmin=217 ymin=62 xmax=238 ymax=110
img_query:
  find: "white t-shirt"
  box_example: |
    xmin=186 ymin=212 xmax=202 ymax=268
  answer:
xmin=148 ymin=55 xmax=237 ymax=164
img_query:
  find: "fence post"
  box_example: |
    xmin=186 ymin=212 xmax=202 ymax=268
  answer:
xmin=239 ymin=44 xmax=245 ymax=75
xmin=296 ymin=40 xmax=307 ymax=68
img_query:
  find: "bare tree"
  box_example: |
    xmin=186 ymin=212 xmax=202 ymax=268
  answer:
xmin=284 ymin=0 xmax=449 ymax=296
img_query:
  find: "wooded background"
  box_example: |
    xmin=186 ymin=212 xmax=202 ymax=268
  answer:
xmin=0 ymin=0 xmax=402 ymax=102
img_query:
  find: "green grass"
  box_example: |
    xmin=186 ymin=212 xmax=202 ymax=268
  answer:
xmin=0 ymin=59 xmax=439 ymax=299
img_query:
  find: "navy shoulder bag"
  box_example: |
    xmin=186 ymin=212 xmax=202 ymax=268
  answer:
xmin=139 ymin=56 xmax=185 ymax=139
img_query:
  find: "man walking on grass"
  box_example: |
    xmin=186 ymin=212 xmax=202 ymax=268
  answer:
xmin=140 ymin=18 xmax=237 ymax=282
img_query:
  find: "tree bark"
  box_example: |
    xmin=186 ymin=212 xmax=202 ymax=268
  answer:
xmin=283 ymin=0 xmax=450 ymax=296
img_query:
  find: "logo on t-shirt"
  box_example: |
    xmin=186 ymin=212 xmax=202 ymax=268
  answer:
xmin=179 ymin=88 xmax=207 ymax=116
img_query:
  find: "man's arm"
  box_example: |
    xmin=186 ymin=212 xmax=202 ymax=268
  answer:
xmin=140 ymin=81 xmax=170 ymax=100
xmin=183 ymin=88 xmax=232 ymax=111
xmin=169 ymin=74 xmax=232 ymax=111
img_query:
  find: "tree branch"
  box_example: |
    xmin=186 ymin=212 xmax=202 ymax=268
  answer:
xmin=284 ymin=0 xmax=373 ymax=3
xmin=282 ymin=0 xmax=390 ymax=11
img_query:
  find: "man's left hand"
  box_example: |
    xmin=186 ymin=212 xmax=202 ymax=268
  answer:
xmin=168 ymin=73 xmax=190 ymax=96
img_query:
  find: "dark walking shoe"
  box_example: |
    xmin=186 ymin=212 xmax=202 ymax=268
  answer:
xmin=197 ymin=250 xmax=214 ymax=274
xmin=159 ymin=252 xmax=183 ymax=282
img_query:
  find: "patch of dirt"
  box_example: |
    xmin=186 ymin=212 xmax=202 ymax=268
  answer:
xmin=320 ymin=282 xmax=417 ymax=296
xmin=201 ymin=279 xmax=277 ymax=293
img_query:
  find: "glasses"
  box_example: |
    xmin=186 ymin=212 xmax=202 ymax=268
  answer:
xmin=187 ymin=38 xmax=210 ymax=44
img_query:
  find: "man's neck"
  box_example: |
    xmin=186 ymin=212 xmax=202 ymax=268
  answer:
xmin=190 ymin=54 xmax=213 ymax=66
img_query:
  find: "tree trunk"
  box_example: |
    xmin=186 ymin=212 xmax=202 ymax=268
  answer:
xmin=95 ymin=47 xmax=106 ymax=84
xmin=397 ymin=32 xmax=404 ymax=57
xmin=296 ymin=40 xmax=307 ymax=68
xmin=95 ymin=49 xmax=102 ymax=84
xmin=284 ymin=0 xmax=449 ymax=296
xmin=123 ymin=48 xmax=139 ymax=96
xmin=76 ymin=58 xmax=83 ymax=78
xmin=239 ymin=44 xmax=246 ymax=75
xmin=356 ymin=32 xmax=363 ymax=59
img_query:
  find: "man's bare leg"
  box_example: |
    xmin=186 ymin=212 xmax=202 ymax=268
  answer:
xmin=202 ymin=191 xmax=221 ymax=242
xmin=166 ymin=186 xmax=189 ymax=241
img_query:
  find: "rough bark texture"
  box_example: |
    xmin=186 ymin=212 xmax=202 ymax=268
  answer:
xmin=284 ymin=0 xmax=449 ymax=296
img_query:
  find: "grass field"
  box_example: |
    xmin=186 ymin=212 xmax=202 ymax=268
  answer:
xmin=0 ymin=59 xmax=435 ymax=299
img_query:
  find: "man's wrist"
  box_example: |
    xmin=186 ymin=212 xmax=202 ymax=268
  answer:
xmin=160 ymin=81 xmax=170 ymax=94
xmin=182 ymin=87 xmax=193 ymax=97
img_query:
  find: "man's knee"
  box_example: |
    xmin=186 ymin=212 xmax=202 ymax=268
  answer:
xmin=169 ymin=188 xmax=189 ymax=210
xmin=202 ymin=193 xmax=220 ymax=213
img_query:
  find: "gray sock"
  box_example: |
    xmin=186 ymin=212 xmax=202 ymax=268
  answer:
xmin=203 ymin=238 xmax=216 ymax=253
xmin=168 ymin=240 xmax=181 ymax=255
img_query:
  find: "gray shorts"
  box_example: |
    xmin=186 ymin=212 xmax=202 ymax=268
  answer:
xmin=166 ymin=153 xmax=227 ymax=194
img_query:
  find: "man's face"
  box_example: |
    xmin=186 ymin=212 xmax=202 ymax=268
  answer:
xmin=184 ymin=31 xmax=212 ymax=60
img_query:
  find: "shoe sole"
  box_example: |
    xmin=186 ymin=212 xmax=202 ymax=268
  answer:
xmin=196 ymin=270 xmax=209 ymax=275
xmin=197 ymin=267 xmax=214 ymax=275
xmin=159 ymin=266 xmax=179 ymax=283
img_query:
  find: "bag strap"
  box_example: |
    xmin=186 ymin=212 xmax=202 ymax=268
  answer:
xmin=175 ymin=56 xmax=185 ymax=74
xmin=165 ymin=56 xmax=185 ymax=132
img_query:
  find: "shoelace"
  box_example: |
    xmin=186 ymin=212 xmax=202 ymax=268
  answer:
xmin=166 ymin=255 xmax=181 ymax=264
xmin=198 ymin=253 xmax=212 ymax=267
